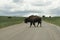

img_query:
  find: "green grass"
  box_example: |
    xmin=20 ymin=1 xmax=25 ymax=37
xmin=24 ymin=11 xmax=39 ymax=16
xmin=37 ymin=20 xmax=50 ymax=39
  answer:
xmin=43 ymin=17 xmax=60 ymax=26
xmin=0 ymin=16 xmax=25 ymax=28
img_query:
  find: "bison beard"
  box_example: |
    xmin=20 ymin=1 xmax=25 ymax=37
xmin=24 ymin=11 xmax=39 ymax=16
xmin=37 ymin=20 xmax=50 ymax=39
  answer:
xmin=24 ymin=15 xmax=42 ymax=27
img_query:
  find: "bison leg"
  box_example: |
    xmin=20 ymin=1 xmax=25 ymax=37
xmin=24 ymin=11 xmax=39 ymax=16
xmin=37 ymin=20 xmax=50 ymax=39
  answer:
xmin=37 ymin=23 xmax=39 ymax=27
xmin=37 ymin=22 xmax=41 ymax=27
xmin=40 ymin=22 xmax=42 ymax=27
xmin=30 ymin=22 xmax=32 ymax=27
xmin=33 ymin=22 xmax=36 ymax=27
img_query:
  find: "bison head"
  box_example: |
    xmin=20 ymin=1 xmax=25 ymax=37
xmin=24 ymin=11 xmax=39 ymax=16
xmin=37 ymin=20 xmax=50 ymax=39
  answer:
xmin=24 ymin=18 xmax=29 ymax=23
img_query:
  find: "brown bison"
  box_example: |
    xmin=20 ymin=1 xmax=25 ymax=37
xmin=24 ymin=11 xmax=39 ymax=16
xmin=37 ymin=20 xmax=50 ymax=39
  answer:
xmin=24 ymin=15 xmax=42 ymax=27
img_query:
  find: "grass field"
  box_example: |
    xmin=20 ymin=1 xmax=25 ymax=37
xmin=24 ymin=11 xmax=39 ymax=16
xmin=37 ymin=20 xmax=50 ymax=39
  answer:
xmin=0 ymin=16 xmax=24 ymax=28
xmin=43 ymin=17 xmax=60 ymax=26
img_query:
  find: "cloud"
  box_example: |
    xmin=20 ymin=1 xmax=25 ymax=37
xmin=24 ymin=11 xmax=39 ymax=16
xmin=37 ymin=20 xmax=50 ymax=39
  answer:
xmin=23 ymin=13 xmax=40 ymax=17
xmin=13 ymin=0 xmax=24 ymax=4
xmin=13 ymin=0 xmax=20 ymax=3
xmin=50 ymin=7 xmax=60 ymax=16
xmin=0 ymin=0 xmax=60 ymax=17
xmin=32 ymin=0 xmax=52 ymax=6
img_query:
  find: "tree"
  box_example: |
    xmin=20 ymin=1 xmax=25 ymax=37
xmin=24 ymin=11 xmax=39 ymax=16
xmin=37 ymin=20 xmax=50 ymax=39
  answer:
xmin=49 ymin=16 xmax=51 ymax=18
xmin=8 ymin=17 xmax=12 ymax=19
xmin=42 ymin=15 xmax=45 ymax=18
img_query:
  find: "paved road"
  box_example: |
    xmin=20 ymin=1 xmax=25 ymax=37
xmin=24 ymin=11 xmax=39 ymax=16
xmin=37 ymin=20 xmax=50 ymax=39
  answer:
xmin=0 ymin=21 xmax=60 ymax=40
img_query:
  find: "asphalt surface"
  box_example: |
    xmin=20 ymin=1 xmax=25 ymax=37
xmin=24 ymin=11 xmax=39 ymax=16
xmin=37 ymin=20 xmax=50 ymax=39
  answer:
xmin=0 ymin=21 xmax=60 ymax=40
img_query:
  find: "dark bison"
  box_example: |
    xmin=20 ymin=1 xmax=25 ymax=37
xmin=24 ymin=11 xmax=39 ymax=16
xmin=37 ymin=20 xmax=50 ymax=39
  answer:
xmin=24 ymin=15 xmax=42 ymax=27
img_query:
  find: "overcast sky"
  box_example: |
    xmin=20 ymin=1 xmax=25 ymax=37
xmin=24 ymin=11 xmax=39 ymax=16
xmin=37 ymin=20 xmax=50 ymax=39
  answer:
xmin=0 ymin=0 xmax=60 ymax=17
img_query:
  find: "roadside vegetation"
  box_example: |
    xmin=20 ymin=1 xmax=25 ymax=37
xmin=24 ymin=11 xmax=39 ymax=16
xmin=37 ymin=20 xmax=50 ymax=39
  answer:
xmin=0 ymin=16 xmax=24 ymax=28
xmin=43 ymin=16 xmax=60 ymax=26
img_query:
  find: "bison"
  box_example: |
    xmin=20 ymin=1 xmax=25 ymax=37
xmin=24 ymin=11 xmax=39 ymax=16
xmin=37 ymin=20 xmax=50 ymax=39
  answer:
xmin=24 ymin=15 xmax=42 ymax=27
